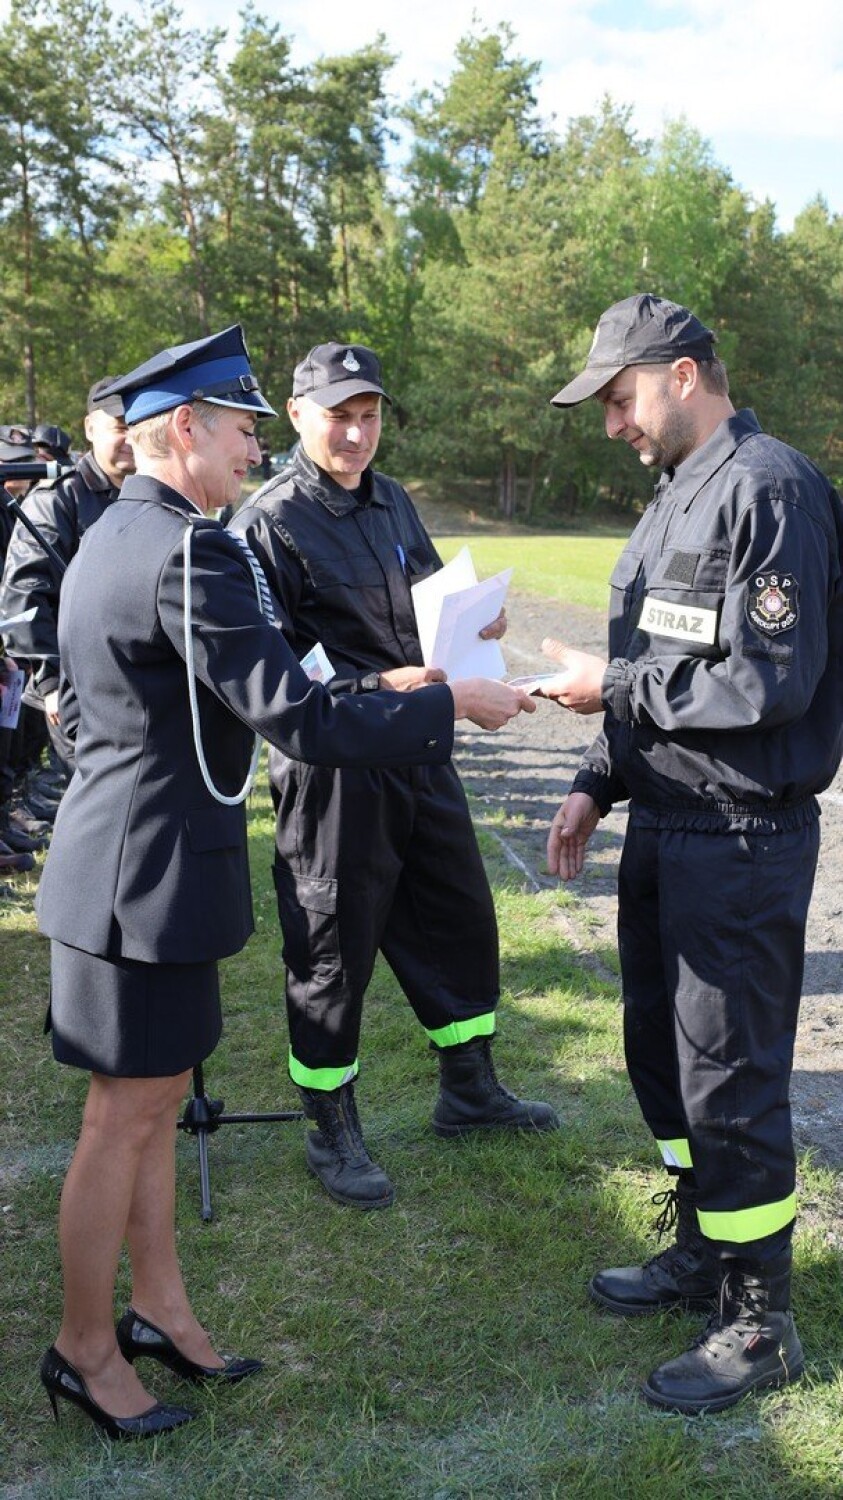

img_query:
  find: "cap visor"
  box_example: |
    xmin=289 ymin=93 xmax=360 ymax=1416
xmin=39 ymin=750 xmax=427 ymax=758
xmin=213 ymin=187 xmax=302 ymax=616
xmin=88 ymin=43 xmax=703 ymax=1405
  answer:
xmin=204 ymin=391 xmax=278 ymax=419
xmin=308 ymin=379 xmax=392 ymax=408
xmin=550 ymin=364 xmax=624 ymax=407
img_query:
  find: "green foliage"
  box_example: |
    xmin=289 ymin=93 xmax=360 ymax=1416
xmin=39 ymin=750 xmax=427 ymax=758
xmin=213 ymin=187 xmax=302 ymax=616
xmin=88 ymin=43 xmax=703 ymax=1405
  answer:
xmin=1 ymin=7 xmax=842 ymax=492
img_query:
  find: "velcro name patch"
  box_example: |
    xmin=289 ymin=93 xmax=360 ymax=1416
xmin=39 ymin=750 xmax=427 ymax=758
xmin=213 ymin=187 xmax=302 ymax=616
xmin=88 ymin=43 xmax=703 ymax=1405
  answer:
xmin=638 ymin=594 xmax=719 ymax=644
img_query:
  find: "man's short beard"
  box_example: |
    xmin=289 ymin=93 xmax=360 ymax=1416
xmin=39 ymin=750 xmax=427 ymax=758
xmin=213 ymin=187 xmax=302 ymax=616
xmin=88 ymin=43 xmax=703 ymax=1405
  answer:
xmin=640 ymin=390 xmax=696 ymax=470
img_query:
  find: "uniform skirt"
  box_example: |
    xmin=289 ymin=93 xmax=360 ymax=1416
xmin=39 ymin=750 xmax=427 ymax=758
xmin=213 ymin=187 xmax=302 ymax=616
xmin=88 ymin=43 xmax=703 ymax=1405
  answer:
xmin=47 ymin=940 xmax=223 ymax=1077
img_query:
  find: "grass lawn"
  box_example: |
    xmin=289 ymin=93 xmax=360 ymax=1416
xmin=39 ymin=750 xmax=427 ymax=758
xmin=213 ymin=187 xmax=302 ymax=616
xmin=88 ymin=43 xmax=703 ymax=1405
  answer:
xmin=435 ymin=534 xmax=629 ymax=612
xmin=3 ymin=789 xmax=842 ymax=1497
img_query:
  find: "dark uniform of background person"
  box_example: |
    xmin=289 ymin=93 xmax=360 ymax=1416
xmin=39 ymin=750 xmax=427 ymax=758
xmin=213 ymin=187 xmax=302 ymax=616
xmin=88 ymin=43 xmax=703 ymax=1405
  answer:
xmin=0 ymin=378 xmax=135 ymax=780
xmin=1 ymin=430 xmax=45 ymax=880
xmin=232 ymin=343 xmax=557 ymax=1212
xmin=541 ymin=293 xmax=843 ymax=1415
xmin=33 ymin=324 xmax=533 ymax=1441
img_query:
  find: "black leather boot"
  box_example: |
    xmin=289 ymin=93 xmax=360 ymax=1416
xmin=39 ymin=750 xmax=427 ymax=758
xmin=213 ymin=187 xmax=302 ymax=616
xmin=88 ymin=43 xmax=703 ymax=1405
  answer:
xmin=299 ymin=1081 xmax=395 ymax=1210
xmin=589 ymin=1177 xmax=721 ymax=1316
xmin=431 ymin=1037 xmax=559 ymax=1138
xmin=643 ymin=1250 xmax=803 ymax=1413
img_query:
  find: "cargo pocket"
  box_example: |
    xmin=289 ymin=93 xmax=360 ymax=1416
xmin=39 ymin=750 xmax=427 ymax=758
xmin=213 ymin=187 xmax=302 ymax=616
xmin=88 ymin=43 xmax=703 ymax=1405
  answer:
xmin=272 ymin=865 xmax=340 ymax=981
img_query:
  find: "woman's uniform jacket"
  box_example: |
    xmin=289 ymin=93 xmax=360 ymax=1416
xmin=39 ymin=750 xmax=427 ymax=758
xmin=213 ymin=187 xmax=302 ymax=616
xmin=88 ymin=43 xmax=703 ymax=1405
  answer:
xmin=36 ymin=476 xmax=454 ymax=965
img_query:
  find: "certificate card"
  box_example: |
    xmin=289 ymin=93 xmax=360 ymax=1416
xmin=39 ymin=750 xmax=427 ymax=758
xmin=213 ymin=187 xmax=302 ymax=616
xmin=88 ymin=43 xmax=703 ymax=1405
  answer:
xmin=411 ymin=547 xmax=511 ymax=682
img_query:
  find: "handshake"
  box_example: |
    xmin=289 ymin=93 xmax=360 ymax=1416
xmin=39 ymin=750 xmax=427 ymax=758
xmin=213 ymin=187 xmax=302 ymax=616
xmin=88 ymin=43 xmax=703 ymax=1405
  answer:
xmin=379 ymin=638 xmax=610 ymax=733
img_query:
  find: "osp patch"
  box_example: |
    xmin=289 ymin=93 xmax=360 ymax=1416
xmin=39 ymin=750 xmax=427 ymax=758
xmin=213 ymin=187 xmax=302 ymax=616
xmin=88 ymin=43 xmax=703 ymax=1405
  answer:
xmin=746 ymin=571 xmax=799 ymax=637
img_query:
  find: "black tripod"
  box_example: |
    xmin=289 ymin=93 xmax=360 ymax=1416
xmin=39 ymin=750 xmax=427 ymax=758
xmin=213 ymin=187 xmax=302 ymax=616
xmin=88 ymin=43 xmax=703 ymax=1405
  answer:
xmin=177 ymin=1062 xmax=302 ymax=1222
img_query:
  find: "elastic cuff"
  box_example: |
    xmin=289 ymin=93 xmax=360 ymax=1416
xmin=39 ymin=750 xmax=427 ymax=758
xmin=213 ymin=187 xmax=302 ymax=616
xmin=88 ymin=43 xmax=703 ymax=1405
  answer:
xmin=602 ymin=660 xmax=633 ymax=722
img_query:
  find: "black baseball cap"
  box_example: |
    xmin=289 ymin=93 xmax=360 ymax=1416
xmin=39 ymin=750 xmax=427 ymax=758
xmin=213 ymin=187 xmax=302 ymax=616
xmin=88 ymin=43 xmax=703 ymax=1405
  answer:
xmin=87 ymin=375 xmax=125 ymax=417
xmin=550 ymin=294 xmax=717 ymax=407
xmin=292 ymin=343 xmax=391 ymax=408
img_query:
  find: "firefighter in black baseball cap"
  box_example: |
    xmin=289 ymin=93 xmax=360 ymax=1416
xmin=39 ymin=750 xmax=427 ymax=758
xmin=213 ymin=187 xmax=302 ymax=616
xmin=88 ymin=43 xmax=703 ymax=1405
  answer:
xmin=542 ymin=292 xmax=843 ymax=1414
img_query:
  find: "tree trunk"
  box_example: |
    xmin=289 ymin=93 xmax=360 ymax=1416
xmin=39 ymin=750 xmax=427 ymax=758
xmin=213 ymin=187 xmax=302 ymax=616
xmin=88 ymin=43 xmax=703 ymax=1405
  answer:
xmin=19 ymin=124 xmax=37 ymax=425
xmin=498 ymin=448 xmax=517 ymax=519
xmin=523 ymin=454 xmax=538 ymax=518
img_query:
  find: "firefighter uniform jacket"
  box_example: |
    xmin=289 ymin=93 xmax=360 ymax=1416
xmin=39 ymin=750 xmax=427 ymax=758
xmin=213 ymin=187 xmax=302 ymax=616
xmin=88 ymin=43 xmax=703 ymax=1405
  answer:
xmin=572 ymin=409 xmax=843 ymax=827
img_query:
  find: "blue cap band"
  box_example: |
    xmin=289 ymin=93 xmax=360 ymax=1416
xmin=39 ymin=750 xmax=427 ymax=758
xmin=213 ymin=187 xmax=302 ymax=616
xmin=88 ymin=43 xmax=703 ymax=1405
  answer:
xmin=122 ymin=355 xmax=255 ymax=424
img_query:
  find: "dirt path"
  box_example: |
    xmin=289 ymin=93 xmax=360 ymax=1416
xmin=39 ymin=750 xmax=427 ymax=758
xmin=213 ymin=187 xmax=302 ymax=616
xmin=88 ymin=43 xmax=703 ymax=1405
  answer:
xmin=450 ymin=586 xmax=843 ymax=1169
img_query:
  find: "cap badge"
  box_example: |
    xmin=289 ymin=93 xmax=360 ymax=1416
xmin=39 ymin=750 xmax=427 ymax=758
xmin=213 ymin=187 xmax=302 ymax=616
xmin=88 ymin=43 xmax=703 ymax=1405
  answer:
xmin=342 ymin=350 xmax=361 ymax=372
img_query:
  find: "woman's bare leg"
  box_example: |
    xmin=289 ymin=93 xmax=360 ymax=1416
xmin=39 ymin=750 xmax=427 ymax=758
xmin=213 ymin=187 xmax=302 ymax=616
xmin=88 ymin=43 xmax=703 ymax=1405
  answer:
xmin=54 ymin=1069 xmax=191 ymax=1415
xmin=125 ymin=1090 xmax=224 ymax=1369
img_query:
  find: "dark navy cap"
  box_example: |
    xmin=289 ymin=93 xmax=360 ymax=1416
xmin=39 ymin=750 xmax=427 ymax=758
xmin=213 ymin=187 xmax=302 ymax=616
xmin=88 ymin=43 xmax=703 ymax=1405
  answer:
xmin=292 ymin=343 xmax=391 ymax=408
xmin=551 ymin=294 xmax=717 ymax=407
xmin=0 ymin=438 xmax=35 ymax=462
xmin=100 ymin=325 xmax=277 ymax=426
xmin=33 ymin=424 xmax=72 ymax=459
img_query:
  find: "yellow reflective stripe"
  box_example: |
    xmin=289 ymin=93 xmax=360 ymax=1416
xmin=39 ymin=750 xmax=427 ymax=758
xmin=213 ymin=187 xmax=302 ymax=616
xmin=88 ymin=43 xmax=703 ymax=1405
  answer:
xmin=425 ymin=1013 xmax=496 ymax=1048
xmin=656 ymin=1138 xmax=694 ymax=1170
xmin=288 ymin=1050 xmax=358 ymax=1091
xmin=697 ymin=1192 xmax=797 ymax=1244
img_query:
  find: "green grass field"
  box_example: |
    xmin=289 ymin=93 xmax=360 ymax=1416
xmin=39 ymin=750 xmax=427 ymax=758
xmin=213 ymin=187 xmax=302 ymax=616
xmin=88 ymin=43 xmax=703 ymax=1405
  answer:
xmin=1 ymin=536 xmax=841 ymax=1497
xmin=435 ymin=534 xmax=628 ymax=612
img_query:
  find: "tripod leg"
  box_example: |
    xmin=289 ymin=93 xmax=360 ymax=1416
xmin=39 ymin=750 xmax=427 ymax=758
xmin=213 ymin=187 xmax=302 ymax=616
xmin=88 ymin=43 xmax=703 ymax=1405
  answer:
xmin=197 ymin=1126 xmax=213 ymax=1223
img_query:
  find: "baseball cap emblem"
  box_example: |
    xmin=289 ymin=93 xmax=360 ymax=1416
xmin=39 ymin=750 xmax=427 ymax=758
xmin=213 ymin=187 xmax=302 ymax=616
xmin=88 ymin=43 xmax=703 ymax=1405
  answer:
xmin=342 ymin=350 xmax=361 ymax=372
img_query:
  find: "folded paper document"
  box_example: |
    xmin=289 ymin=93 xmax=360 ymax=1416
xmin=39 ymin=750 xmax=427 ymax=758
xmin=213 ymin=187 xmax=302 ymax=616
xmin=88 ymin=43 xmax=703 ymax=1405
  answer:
xmin=411 ymin=547 xmax=511 ymax=681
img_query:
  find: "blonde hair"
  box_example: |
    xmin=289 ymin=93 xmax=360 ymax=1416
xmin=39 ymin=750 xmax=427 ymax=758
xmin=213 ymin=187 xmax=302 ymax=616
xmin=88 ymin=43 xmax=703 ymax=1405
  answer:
xmin=129 ymin=399 xmax=220 ymax=458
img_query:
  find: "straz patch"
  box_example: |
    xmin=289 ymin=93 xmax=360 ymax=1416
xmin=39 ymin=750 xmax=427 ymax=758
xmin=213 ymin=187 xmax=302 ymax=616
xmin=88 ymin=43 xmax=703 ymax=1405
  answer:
xmin=746 ymin=572 xmax=799 ymax=637
xmin=638 ymin=594 xmax=719 ymax=644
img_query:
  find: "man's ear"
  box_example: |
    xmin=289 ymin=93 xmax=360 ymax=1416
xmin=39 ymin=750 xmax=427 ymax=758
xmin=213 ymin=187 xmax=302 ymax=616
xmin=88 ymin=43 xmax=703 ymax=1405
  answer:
xmin=286 ymin=396 xmax=302 ymax=433
xmin=672 ymin=357 xmax=699 ymax=401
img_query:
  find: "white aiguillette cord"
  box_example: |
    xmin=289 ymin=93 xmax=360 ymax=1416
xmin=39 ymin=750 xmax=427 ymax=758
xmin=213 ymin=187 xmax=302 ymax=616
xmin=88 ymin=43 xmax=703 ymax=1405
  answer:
xmin=182 ymin=519 xmax=275 ymax=806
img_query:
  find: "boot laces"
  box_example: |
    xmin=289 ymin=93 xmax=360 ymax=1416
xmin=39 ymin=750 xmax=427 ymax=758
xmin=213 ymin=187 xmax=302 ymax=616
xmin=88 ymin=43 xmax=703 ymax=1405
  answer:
xmin=651 ymin=1187 xmax=679 ymax=1241
xmin=692 ymin=1269 xmax=768 ymax=1356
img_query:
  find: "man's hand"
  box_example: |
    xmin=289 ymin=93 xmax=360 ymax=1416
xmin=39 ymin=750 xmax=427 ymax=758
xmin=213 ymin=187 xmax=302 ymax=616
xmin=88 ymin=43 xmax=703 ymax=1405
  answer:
xmin=44 ymin=689 xmax=61 ymax=726
xmin=379 ymin=665 xmax=447 ymax=692
xmin=479 ymin=606 xmax=507 ymax=641
xmin=547 ymin=792 xmax=601 ymax=881
xmin=450 ymin=677 xmax=537 ymax=730
xmin=540 ymin=637 xmax=607 ymax=715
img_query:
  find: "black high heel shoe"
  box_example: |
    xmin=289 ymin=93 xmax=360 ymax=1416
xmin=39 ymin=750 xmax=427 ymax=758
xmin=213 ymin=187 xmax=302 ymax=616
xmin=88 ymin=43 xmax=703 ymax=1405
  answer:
xmin=40 ymin=1345 xmax=195 ymax=1440
xmin=116 ymin=1308 xmax=264 ymax=1384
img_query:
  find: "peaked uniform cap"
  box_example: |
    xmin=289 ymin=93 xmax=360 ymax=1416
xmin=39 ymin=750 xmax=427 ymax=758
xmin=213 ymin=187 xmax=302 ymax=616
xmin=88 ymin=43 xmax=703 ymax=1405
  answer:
xmin=0 ymin=438 xmax=35 ymax=462
xmin=100 ymin=325 xmax=277 ymax=426
xmin=292 ymin=343 xmax=392 ymax=408
xmin=550 ymin=294 xmax=717 ymax=407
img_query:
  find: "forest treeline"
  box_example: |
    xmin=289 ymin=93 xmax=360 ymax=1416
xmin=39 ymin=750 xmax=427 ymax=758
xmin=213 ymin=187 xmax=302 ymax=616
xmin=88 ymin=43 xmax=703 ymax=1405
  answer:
xmin=2 ymin=0 xmax=842 ymax=518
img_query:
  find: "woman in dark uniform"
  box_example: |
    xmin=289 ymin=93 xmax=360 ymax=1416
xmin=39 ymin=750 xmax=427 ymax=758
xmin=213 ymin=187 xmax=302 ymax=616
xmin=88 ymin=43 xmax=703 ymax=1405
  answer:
xmin=34 ymin=326 xmax=532 ymax=1439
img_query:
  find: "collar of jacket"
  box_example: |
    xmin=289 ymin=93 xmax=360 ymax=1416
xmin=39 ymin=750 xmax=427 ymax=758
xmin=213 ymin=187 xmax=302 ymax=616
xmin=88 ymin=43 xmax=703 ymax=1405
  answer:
xmin=290 ymin=445 xmax=389 ymax=515
xmin=662 ymin=408 xmax=762 ymax=512
xmin=117 ymin=472 xmax=208 ymax=520
xmin=77 ymin=450 xmax=121 ymax=498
